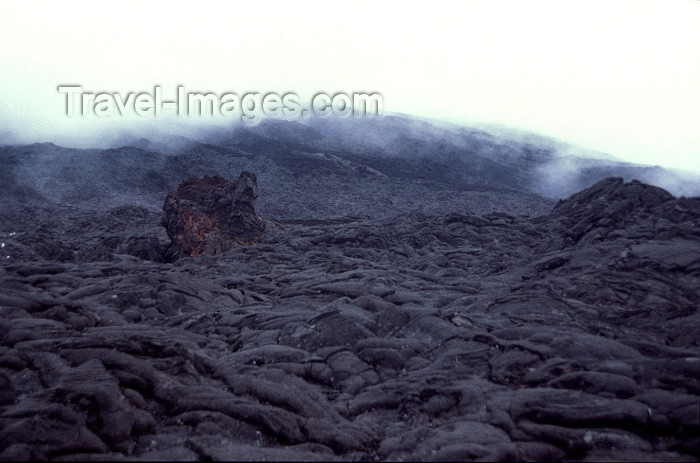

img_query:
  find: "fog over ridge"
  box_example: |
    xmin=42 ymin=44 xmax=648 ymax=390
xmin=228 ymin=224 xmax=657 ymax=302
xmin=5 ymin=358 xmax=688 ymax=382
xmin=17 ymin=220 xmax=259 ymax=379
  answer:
xmin=2 ymin=112 xmax=698 ymax=200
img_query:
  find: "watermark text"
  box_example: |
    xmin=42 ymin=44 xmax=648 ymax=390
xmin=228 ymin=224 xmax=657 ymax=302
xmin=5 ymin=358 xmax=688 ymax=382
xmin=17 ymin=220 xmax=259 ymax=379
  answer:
xmin=57 ymin=86 xmax=383 ymax=124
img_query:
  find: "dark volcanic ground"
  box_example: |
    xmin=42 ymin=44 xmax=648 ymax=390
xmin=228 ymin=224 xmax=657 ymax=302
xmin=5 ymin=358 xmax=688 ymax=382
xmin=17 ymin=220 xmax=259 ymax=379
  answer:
xmin=0 ymin=122 xmax=699 ymax=461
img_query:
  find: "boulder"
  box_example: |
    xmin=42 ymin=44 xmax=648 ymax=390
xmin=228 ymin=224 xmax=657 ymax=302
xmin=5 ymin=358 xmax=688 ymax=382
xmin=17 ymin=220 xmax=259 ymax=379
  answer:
xmin=162 ymin=172 xmax=265 ymax=258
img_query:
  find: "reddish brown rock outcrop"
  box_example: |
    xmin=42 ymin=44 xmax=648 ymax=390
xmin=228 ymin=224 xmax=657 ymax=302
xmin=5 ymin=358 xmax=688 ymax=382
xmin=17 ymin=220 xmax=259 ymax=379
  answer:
xmin=162 ymin=172 xmax=265 ymax=258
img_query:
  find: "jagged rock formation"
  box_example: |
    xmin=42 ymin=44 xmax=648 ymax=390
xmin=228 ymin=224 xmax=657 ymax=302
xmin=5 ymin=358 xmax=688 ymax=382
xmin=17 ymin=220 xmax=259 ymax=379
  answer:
xmin=162 ymin=172 xmax=265 ymax=258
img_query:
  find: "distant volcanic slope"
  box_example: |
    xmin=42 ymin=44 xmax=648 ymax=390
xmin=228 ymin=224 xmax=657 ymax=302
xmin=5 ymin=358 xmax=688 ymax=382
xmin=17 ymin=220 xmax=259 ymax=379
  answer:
xmin=162 ymin=172 xmax=265 ymax=258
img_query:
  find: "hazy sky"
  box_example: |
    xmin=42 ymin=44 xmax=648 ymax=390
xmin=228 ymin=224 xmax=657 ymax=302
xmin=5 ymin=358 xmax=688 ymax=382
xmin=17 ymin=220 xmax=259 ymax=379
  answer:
xmin=1 ymin=0 xmax=699 ymax=172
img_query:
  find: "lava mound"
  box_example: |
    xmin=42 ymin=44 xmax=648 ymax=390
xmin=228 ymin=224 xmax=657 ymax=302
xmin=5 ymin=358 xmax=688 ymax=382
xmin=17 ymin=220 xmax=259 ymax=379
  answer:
xmin=553 ymin=177 xmax=674 ymax=220
xmin=552 ymin=177 xmax=700 ymax=245
xmin=162 ymin=172 xmax=265 ymax=258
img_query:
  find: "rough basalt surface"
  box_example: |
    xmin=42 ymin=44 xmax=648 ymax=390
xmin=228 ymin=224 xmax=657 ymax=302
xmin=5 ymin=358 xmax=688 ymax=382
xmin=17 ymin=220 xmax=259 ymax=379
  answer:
xmin=162 ymin=172 xmax=265 ymax=259
xmin=1 ymin=135 xmax=699 ymax=461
